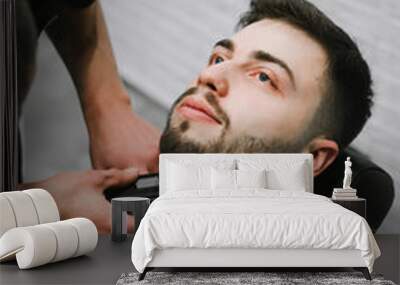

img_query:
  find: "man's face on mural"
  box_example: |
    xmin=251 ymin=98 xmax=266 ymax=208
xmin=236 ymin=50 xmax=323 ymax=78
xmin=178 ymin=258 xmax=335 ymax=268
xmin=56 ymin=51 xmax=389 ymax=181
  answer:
xmin=160 ymin=19 xmax=328 ymax=154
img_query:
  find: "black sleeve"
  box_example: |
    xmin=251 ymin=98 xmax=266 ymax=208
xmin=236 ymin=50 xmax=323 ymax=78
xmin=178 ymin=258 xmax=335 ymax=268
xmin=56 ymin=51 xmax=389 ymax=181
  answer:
xmin=28 ymin=0 xmax=96 ymax=32
xmin=61 ymin=0 xmax=95 ymax=9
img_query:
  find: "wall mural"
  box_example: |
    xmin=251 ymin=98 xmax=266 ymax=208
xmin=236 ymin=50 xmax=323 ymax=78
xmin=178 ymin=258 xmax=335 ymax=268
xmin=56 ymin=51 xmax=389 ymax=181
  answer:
xmin=12 ymin=0 xmax=399 ymax=234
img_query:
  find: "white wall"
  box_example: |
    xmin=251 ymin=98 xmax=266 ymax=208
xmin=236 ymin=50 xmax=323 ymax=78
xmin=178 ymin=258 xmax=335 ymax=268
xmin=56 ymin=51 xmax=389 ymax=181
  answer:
xmin=101 ymin=0 xmax=400 ymax=233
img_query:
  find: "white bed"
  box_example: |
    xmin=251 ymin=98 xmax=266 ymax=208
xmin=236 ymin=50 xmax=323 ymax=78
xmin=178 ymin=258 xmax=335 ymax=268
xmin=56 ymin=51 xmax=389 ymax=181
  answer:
xmin=131 ymin=154 xmax=380 ymax=280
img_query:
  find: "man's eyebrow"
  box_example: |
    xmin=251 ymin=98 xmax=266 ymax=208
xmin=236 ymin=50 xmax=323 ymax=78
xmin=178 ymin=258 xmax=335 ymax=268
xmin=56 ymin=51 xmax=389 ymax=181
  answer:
xmin=213 ymin=39 xmax=235 ymax=52
xmin=252 ymin=50 xmax=296 ymax=88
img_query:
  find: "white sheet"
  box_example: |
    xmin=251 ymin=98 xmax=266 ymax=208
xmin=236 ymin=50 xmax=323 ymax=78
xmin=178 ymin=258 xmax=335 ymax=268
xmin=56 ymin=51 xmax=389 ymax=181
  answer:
xmin=131 ymin=190 xmax=380 ymax=273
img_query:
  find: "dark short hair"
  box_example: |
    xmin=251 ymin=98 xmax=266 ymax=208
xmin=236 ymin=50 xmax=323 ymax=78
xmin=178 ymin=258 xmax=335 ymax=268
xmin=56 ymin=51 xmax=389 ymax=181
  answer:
xmin=238 ymin=0 xmax=373 ymax=149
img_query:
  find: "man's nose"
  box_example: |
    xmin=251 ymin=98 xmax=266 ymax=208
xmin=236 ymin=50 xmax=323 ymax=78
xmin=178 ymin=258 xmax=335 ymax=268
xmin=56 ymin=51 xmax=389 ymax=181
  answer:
xmin=197 ymin=64 xmax=229 ymax=97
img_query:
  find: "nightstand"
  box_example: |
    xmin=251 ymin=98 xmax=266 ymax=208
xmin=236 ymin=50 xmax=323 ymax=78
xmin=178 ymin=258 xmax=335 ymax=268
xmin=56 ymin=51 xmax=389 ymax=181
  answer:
xmin=111 ymin=197 xmax=150 ymax=242
xmin=331 ymin=198 xmax=366 ymax=218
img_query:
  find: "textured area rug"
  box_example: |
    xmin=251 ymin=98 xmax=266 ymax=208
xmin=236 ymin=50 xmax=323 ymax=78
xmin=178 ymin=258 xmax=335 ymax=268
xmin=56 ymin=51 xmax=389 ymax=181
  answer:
xmin=116 ymin=271 xmax=395 ymax=285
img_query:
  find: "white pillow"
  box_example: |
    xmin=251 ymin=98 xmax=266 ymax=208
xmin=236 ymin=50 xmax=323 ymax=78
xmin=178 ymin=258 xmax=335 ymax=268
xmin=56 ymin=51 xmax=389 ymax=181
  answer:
xmin=236 ymin=169 xmax=267 ymax=189
xmin=166 ymin=159 xmax=236 ymax=192
xmin=211 ymin=168 xmax=236 ymax=190
xmin=211 ymin=169 xmax=268 ymax=190
xmin=238 ymin=159 xmax=307 ymax=191
xmin=266 ymin=162 xmax=307 ymax=191
xmin=167 ymin=162 xmax=211 ymax=191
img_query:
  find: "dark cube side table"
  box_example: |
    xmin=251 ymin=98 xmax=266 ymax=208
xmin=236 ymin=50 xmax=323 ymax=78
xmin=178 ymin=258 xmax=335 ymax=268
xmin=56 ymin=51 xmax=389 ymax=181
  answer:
xmin=111 ymin=197 xmax=150 ymax=242
xmin=331 ymin=198 xmax=366 ymax=218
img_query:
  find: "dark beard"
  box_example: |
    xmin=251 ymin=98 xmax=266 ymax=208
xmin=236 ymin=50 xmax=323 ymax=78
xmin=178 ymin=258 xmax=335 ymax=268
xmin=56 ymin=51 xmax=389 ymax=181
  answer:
xmin=160 ymin=124 xmax=307 ymax=154
xmin=159 ymin=88 xmax=309 ymax=154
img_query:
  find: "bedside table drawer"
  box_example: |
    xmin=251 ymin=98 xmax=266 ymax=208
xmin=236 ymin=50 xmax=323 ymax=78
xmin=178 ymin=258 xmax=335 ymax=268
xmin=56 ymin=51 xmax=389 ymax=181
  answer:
xmin=331 ymin=198 xmax=366 ymax=218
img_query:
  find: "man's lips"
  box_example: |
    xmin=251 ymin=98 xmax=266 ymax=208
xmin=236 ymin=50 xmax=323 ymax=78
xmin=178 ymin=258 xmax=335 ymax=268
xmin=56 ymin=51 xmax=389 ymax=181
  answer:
xmin=177 ymin=97 xmax=222 ymax=125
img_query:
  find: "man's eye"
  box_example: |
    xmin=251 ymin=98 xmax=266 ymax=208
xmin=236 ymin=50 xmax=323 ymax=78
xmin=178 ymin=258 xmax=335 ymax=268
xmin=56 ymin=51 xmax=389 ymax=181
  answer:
xmin=258 ymin=72 xmax=270 ymax=82
xmin=213 ymin=56 xmax=224 ymax=64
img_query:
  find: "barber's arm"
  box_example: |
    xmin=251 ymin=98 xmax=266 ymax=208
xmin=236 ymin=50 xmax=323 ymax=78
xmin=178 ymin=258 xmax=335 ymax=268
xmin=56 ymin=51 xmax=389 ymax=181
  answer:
xmin=44 ymin=1 xmax=160 ymax=173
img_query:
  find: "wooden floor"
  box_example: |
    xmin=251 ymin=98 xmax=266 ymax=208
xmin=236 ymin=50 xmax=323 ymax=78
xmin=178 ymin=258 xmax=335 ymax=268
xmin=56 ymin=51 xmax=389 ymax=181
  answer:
xmin=0 ymin=235 xmax=398 ymax=284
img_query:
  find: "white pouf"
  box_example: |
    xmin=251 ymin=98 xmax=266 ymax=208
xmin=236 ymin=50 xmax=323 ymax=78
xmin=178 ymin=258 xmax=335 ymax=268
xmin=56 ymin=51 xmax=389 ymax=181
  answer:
xmin=42 ymin=221 xmax=79 ymax=262
xmin=0 ymin=189 xmax=60 ymax=238
xmin=0 ymin=218 xmax=98 ymax=269
xmin=67 ymin=218 xmax=98 ymax=257
xmin=0 ymin=191 xmax=39 ymax=228
xmin=0 ymin=225 xmax=57 ymax=268
xmin=0 ymin=196 xmax=17 ymax=237
xmin=23 ymin=189 xmax=60 ymax=224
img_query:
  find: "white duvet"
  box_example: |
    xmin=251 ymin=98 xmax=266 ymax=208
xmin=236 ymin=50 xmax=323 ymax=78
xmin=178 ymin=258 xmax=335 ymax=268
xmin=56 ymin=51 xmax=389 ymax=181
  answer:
xmin=131 ymin=190 xmax=380 ymax=273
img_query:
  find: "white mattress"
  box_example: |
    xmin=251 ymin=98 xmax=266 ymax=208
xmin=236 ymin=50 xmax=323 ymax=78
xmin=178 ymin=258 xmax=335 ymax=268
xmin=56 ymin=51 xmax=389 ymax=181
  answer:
xmin=131 ymin=190 xmax=380 ymax=273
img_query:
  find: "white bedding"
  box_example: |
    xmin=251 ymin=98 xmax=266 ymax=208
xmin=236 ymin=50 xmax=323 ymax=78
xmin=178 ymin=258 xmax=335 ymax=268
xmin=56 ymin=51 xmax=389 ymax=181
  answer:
xmin=131 ymin=190 xmax=380 ymax=273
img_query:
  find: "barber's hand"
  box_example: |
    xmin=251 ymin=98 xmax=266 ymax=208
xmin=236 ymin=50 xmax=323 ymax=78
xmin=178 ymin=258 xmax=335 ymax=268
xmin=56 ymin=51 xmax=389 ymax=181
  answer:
xmin=18 ymin=168 xmax=140 ymax=233
xmin=87 ymin=101 xmax=161 ymax=173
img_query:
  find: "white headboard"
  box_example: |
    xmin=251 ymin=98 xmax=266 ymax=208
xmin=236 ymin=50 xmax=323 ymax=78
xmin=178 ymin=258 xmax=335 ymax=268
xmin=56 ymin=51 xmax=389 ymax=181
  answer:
xmin=159 ymin=153 xmax=314 ymax=195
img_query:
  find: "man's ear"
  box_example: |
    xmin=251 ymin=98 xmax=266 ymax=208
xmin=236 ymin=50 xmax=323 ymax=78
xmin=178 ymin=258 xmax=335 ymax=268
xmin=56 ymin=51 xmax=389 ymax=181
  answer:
xmin=305 ymin=138 xmax=339 ymax=176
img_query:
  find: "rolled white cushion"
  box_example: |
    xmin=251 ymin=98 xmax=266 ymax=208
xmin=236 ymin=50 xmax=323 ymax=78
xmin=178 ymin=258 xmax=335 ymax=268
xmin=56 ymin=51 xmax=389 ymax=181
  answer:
xmin=0 ymin=191 xmax=39 ymax=227
xmin=23 ymin=189 xmax=59 ymax=224
xmin=66 ymin=218 xmax=98 ymax=257
xmin=0 ymin=226 xmax=57 ymax=269
xmin=42 ymin=221 xmax=79 ymax=262
xmin=0 ymin=196 xmax=17 ymax=237
xmin=0 ymin=218 xmax=98 ymax=269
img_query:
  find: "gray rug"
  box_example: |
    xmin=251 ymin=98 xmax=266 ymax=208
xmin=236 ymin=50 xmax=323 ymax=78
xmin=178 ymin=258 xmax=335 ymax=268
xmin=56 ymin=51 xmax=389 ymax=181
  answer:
xmin=116 ymin=272 xmax=396 ymax=285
